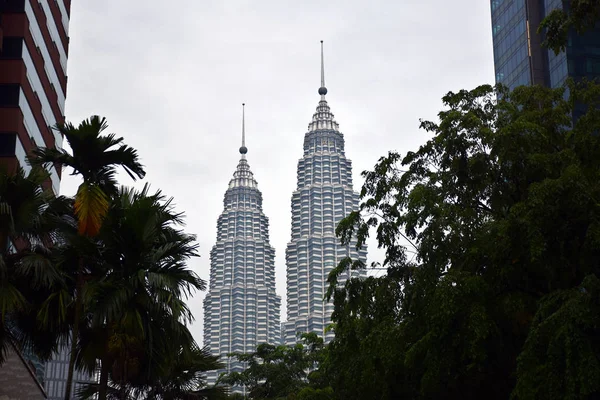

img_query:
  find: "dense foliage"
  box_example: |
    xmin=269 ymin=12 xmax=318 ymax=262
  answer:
xmin=0 ymin=166 xmax=72 ymax=363
xmin=326 ymin=81 xmax=600 ymax=399
xmin=218 ymin=333 xmax=332 ymax=400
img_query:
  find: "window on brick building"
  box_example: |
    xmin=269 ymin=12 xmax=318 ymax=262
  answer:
xmin=0 ymin=37 xmax=23 ymax=58
xmin=0 ymin=84 xmax=20 ymax=106
xmin=0 ymin=133 xmax=17 ymax=156
xmin=0 ymin=0 xmax=26 ymax=12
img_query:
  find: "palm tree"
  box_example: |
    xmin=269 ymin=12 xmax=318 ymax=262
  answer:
xmin=29 ymin=116 xmax=146 ymax=400
xmin=77 ymin=345 xmax=227 ymax=400
xmin=74 ymin=185 xmax=206 ymax=400
xmin=0 ymin=166 xmax=72 ymax=363
xmin=30 ymin=116 xmax=145 ymax=236
xmin=143 ymin=345 xmax=228 ymax=400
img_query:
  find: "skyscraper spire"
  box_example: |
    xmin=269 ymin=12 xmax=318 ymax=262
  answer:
xmin=318 ymin=40 xmax=328 ymax=98
xmin=240 ymin=103 xmax=248 ymax=156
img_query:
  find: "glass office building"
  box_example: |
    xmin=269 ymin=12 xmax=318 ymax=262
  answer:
xmin=491 ymin=0 xmax=600 ymax=91
xmin=283 ymin=43 xmax=367 ymax=345
xmin=203 ymin=108 xmax=281 ymax=391
xmin=44 ymin=343 xmax=98 ymax=400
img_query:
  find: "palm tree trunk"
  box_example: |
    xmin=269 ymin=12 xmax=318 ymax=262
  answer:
xmin=119 ymin=352 xmax=128 ymax=400
xmin=98 ymin=355 xmax=110 ymax=400
xmin=0 ymin=232 xmax=8 ymax=253
xmin=64 ymin=258 xmax=84 ymax=400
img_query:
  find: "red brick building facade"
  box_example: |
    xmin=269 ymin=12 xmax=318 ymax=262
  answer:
xmin=0 ymin=0 xmax=71 ymax=195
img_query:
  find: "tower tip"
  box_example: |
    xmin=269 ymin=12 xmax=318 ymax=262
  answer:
xmin=240 ymin=103 xmax=248 ymax=155
xmin=318 ymin=40 xmax=327 ymax=96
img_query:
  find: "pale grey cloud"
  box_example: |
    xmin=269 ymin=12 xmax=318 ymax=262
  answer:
xmin=60 ymin=0 xmax=494 ymax=344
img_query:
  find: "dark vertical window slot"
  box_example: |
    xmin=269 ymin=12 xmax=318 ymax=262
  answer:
xmin=0 ymin=84 xmax=20 ymax=106
xmin=0 ymin=133 xmax=17 ymax=157
xmin=0 ymin=37 xmax=23 ymax=59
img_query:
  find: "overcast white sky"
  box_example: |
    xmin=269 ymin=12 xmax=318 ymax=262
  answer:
xmin=59 ymin=0 xmax=495 ymax=345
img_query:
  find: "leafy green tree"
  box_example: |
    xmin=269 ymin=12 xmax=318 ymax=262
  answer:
xmin=329 ymin=81 xmax=600 ymax=399
xmin=218 ymin=333 xmax=330 ymax=399
xmin=539 ymin=0 xmax=600 ymax=54
xmin=324 ymin=275 xmax=411 ymax=400
xmin=0 ymin=166 xmax=73 ymax=363
xmin=294 ymin=387 xmax=334 ymax=400
xmin=30 ymin=116 xmax=145 ymax=400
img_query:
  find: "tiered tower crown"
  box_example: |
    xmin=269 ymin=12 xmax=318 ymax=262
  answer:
xmin=229 ymin=103 xmax=258 ymax=189
xmin=308 ymin=41 xmax=339 ymax=132
xmin=307 ymin=100 xmax=340 ymax=133
xmin=228 ymin=158 xmax=257 ymax=189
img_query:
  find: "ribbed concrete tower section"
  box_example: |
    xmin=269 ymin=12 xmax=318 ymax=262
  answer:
xmin=284 ymin=76 xmax=367 ymax=345
xmin=203 ymin=114 xmax=281 ymax=386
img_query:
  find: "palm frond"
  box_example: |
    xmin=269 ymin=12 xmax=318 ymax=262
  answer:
xmin=75 ymin=182 xmax=110 ymax=236
xmin=0 ymin=283 xmax=26 ymax=318
xmin=32 ymin=115 xmax=146 ymax=193
xmin=183 ymin=386 xmax=230 ymax=400
xmin=37 ymin=288 xmax=71 ymax=330
xmin=28 ymin=147 xmax=73 ymax=172
xmin=100 ymin=145 xmax=146 ymax=181
xmin=17 ymin=252 xmax=63 ymax=289
xmin=76 ymin=382 xmax=129 ymax=400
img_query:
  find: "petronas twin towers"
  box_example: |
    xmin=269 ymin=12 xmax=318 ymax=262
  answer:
xmin=203 ymin=42 xmax=367 ymax=383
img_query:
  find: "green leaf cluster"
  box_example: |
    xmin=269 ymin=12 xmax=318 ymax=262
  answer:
xmin=539 ymin=0 xmax=600 ymax=55
xmin=218 ymin=333 xmax=332 ymax=400
xmin=328 ymin=81 xmax=600 ymax=399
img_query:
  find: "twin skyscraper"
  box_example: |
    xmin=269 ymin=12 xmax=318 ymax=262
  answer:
xmin=202 ymin=42 xmax=367 ymax=384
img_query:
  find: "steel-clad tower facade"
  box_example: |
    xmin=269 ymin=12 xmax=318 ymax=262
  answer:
xmin=203 ymin=105 xmax=281 ymax=389
xmin=284 ymin=42 xmax=367 ymax=345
